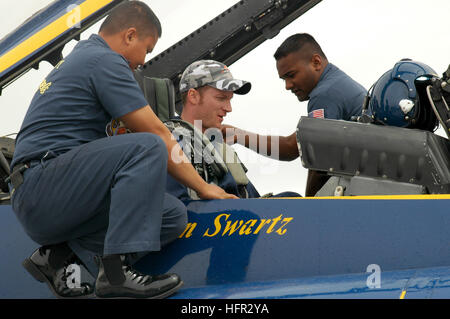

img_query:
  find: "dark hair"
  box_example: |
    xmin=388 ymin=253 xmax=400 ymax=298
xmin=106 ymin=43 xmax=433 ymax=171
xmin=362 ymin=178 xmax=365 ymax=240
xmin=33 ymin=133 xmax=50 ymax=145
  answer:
xmin=99 ymin=1 xmax=162 ymax=38
xmin=274 ymin=33 xmax=326 ymax=60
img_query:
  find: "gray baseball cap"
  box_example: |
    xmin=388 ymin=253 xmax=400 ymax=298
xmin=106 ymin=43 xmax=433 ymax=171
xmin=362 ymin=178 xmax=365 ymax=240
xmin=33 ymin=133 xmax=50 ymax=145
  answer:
xmin=179 ymin=60 xmax=251 ymax=95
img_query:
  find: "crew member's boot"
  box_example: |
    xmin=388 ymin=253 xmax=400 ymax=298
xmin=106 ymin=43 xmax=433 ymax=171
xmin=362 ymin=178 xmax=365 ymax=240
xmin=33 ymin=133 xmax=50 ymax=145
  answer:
xmin=22 ymin=243 xmax=94 ymax=298
xmin=94 ymin=254 xmax=183 ymax=298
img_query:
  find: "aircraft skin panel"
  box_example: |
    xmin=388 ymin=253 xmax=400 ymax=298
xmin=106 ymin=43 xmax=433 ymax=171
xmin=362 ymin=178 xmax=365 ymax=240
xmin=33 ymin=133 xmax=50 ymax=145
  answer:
xmin=283 ymin=194 xmax=450 ymax=200
xmin=0 ymin=0 xmax=125 ymax=91
xmin=1 ymin=197 xmax=448 ymax=298
xmin=1 ymin=0 xmax=108 ymax=73
xmin=136 ymin=198 xmax=450 ymax=287
xmin=0 ymin=0 xmax=85 ymax=54
xmin=0 ymin=0 xmax=449 ymax=300
xmin=171 ymin=265 xmax=450 ymax=299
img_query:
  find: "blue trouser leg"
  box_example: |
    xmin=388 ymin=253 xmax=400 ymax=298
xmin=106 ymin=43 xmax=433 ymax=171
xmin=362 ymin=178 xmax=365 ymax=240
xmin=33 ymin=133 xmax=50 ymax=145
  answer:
xmin=12 ymin=133 xmax=187 ymax=275
xmin=68 ymin=192 xmax=187 ymax=277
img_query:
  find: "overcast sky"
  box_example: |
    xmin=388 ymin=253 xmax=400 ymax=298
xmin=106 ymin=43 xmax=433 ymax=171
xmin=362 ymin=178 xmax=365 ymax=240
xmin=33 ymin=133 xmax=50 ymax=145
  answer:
xmin=1 ymin=0 xmax=450 ymax=196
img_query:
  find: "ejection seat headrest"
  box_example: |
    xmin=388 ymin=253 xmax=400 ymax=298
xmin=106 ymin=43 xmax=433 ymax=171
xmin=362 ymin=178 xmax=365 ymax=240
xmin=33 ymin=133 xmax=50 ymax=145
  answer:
xmin=134 ymin=75 xmax=176 ymax=122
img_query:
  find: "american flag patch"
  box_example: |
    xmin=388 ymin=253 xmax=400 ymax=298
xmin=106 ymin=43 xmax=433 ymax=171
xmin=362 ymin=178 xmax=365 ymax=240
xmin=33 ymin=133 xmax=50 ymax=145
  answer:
xmin=308 ymin=108 xmax=325 ymax=119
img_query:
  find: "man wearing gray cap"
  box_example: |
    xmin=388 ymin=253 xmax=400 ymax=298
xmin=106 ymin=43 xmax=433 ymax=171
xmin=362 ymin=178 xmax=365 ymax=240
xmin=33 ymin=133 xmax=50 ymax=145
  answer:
xmin=165 ymin=60 xmax=260 ymax=199
xmin=179 ymin=59 xmax=251 ymax=130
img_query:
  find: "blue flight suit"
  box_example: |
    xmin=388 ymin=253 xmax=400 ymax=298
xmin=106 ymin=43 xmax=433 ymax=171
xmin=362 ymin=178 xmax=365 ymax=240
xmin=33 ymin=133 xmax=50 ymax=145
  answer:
xmin=305 ymin=63 xmax=367 ymax=197
xmin=307 ymin=63 xmax=367 ymax=120
xmin=10 ymin=34 xmax=186 ymax=275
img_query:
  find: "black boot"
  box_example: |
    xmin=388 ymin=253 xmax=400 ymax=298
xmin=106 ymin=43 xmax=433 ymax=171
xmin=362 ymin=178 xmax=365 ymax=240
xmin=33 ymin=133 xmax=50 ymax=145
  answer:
xmin=94 ymin=254 xmax=183 ymax=298
xmin=22 ymin=243 xmax=94 ymax=298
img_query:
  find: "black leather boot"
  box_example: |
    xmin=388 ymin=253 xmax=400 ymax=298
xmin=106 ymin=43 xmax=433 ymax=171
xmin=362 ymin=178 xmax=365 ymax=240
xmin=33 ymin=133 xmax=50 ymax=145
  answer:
xmin=94 ymin=254 xmax=183 ymax=298
xmin=22 ymin=243 xmax=94 ymax=298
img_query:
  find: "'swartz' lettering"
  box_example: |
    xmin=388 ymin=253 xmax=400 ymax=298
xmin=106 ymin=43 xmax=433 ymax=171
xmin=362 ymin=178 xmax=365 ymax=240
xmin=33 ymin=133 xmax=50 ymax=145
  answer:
xmin=239 ymin=219 xmax=258 ymax=235
xmin=203 ymin=213 xmax=293 ymax=237
xmin=276 ymin=217 xmax=293 ymax=235
xmin=223 ymin=219 xmax=244 ymax=236
xmin=203 ymin=213 xmax=229 ymax=237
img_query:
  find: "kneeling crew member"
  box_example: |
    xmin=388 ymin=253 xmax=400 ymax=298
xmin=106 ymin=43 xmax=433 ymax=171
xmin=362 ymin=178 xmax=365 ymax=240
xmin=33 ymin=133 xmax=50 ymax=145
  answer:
xmin=9 ymin=1 xmax=236 ymax=299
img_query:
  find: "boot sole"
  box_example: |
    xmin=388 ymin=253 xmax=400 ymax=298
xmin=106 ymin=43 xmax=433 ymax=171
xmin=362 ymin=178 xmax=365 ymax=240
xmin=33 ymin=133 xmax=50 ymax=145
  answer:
xmin=22 ymin=258 xmax=94 ymax=299
xmin=95 ymin=280 xmax=184 ymax=299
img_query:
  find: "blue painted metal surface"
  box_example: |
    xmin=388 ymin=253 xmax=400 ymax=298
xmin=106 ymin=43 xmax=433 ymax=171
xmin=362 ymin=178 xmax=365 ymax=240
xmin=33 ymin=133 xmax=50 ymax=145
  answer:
xmin=0 ymin=0 xmax=449 ymax=300
xmin=172 ymin=266 xmax=450 ymax=299
xmin=137 ymin=198 xmax=450 ymax=286
xmin=0 ymin=0 xmax=84 ymax=55
xmin=1 ymin=196 xmax=449 ymax=298
xmin=0 ymin=0 xmax=126 ymax=91
xmin=1 ymin=0 xmax=84 ymax=82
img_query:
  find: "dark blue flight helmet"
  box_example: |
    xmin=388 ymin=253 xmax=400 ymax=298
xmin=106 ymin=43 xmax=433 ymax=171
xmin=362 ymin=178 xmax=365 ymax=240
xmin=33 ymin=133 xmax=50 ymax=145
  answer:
xmin=369 ymin=59 xmax=439 ymax=132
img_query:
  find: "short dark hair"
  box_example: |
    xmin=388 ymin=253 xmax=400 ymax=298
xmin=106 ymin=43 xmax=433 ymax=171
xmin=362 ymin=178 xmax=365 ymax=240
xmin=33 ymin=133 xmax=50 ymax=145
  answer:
xmin=274 ymin=33 xmax=326 ymax=61
xmin=99 ymin=1 xmax=162 ymax=38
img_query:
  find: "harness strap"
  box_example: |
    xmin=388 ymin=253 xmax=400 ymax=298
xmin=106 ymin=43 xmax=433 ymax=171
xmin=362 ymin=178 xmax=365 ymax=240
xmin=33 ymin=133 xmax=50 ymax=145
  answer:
xmin=218 ymin=142 xmax=249 ymax=186
xmin=166 ymin=119 xmax=228 ymax=178
xmin=165 ymin=119 xmax=251 ymax=198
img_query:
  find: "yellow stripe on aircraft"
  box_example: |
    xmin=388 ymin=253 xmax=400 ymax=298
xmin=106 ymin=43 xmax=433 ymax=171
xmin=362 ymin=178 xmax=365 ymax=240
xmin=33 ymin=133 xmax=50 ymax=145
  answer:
xmin=0 ymin=0 xmax=114 ymax=73
xmin=311 ymin=194 xmax=450 ymax=200
xmin=267 ymin=194 xmax=450 ymax=200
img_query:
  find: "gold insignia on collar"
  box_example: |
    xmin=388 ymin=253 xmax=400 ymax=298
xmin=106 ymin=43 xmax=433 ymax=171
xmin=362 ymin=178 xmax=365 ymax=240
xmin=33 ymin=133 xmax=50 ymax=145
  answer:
xmin=39 ymin=79 xmax=52 ymax=94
